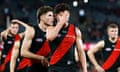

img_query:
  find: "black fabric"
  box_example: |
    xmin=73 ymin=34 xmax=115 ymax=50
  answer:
xmin=49 ymin=25 xmax=70 ymax=54
xmin=1 ymin=35 xmax=14 ymax=64
xmin=28 ymin=62 xmax=48 ymax=72
xmin=3 ymin=62 xmax=10 ymax=72
xmin=48 ymin=63 xmax=80 ymax=72
xmin=49 ymin=24 xmax=76 ymax=66
xmin=17 ymin=66 xmax=29 ymax=72
xmin=29 ymin=25 xmax=46 ymax=53
xmin=101 ymin=38 xmax=120 ymax=71
xmin=28 ymin=25 xmax=47 ymax=72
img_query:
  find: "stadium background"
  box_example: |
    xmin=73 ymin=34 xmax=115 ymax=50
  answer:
xmin=0 ymin=0 xmax=120 ymax=71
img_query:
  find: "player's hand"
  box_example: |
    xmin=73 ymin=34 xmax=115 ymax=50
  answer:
xmin=57 ymin=13 xmax=67 ymax=26
xmin=117 ymin=67 xmax=120 ymax=72
xmin=40 ymin=56 xmax=49 ymax=67
xmin=11 ymin=19 xmax=24 ymax=25
xmin=11 ymin=19 xmax=20 ymax=23
xmin=95 ymin=65 xmax=105 ymax=72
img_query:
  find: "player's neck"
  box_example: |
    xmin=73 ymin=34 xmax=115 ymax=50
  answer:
xmin=8 ymin=33 xmax=16 ymax=37
xmin=109 ymin=37 xmax=118 ymax=43
xmin=38 ymin=22 xmax=47 ymax=32
xmin=64 ymin=22 xmax=69 ymax=28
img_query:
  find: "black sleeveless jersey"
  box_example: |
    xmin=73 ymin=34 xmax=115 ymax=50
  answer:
xmin=1 ymin=35 xmax=15 ymax=63
xmin=102 ymin=38 xmax=116 ymax=61
xmin=29 ymin=26 xmax=46 ymax=54
xmin=49 ymin=24 xmax=76 ymax=66
xmin=101 ymin=38 xmax=120 ymax=69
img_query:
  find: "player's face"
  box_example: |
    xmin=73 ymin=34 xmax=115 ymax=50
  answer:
xmin=108 ymin=27 xmax=118 ymax=38
xmin=56 ymin=10 xmax=70 ymax=22
xmin=9 ymin=23 xmax=19 ymax=35
xmin=41 ymin=11 xmax=54 ymax=26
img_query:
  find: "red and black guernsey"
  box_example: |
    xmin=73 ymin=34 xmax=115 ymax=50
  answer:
xmin=49 ymin=24 xmax=76 ymax=66
xmin=17 ymin=25 xmax=50 ymax=70
xmin=1 ymin=35 xmax=14 ymax=64
xmin=0 ymin=34 xmax=20 ymax=72
xmin=101 ymin=38 xmax=120 ymax=71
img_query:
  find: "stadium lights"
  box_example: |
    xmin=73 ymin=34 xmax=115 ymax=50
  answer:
xmin=73 ymin=1 xmax=78 ymax=7
xmin=79 ymin=9 xmax=85 ymax=16
xmin=84 ymin=0 xmax=88 ymax=3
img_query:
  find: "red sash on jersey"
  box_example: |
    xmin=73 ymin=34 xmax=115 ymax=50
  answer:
xmin=50 ymin=24 xmax=75 ymax=65
xmin=0 ymin=34 xmax=20 ymax=71
xmin=17 ymin=40 xmax=50 ymax=69
xmin=102 ymin=37 xmax=120 ymax=70
xmin=29 ymin=40 xmax=50 ymax=66
xmin=17 ymin=58 xmax=30 ymax=70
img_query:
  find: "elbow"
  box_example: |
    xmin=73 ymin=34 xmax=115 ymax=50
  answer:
xmin=21 ymin=49 xmax=26 ymax=57
xmin=87 ymin=50 xmax=94 ymax=57
xmin=87 ymin=50 xmax=91 ymax=56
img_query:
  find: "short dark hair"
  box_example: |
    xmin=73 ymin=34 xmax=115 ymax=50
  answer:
xmin=54 ymin=3 xmax=70 ymax=14
xmin=10 ymin=21 xmax=19 ymax=25
xmin=37 ymin=6 xmax=53 ymax=23
xmin=107 ymin=23 xmax=119 ymax=30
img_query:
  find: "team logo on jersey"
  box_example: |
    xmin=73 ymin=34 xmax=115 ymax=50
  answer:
xmin=7 ymin=41 xmax=13 ymax=44
xmin=35 ymin=38 xmax=43 ymax=42
xmin=105 ymin=48 xmax=112 ymax=51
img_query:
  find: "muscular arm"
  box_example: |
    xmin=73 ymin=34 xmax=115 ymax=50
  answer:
xmin=75 ymin=28 xmax=87 ymax=72
xmin=46 ymin=15 xmax=66 ymax=41
xmin=11 ymin=19 xmax=31 ymax=29
xmin=21 ymin=27 xmax=44 ymax=61
xmin=10 ymin=40 xmax=20 ymax=72
xmin=87 ymin=40 xmax=104 ymax=67
xmin=19 ymin=32 xmax=25 ymax=39
xmin=1 ymin=28 xmax=9 ymax=42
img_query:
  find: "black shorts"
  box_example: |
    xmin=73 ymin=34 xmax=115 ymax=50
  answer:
xmin=17 ymin=66 xmax=29 ymax=72
xmin=2 ymin=62 xmax=10 ymax=72
xmin=27 ymin=62 xmax=48 ymax=72
xmin=48 ymin=64 xmax=80 ymax=72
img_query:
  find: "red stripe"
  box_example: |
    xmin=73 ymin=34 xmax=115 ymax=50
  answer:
xmin=102 ymin=37 xmax=120 ymax=70
xmin=17 ymin=58 xmax=30 ymax=70
xmin=50 ymin=24 xmax=75 ymax=65
xmin=29 ymin=40 xmax=50 ymax=66
xmin=17 ymin=40 xmax=50 ymax=69
xmin=0 ymin=34 xmax=20 ymax=71
xmin=36 ymin=40 xmax=50 ymax=57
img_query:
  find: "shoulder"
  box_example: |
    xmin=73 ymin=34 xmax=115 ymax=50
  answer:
xmin=75 ymin=27 xmax=82 ymax=37
xmin=1 ymin=30 xmax=8 ymax=40
xmin=25 ymin=26 xmax=35 ymax=39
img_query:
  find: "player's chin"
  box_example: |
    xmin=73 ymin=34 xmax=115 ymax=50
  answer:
xmin=12 ymin=32 xmax=17 ymax=35
xmin=48 ymin=23 xmax=53 ymax=26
